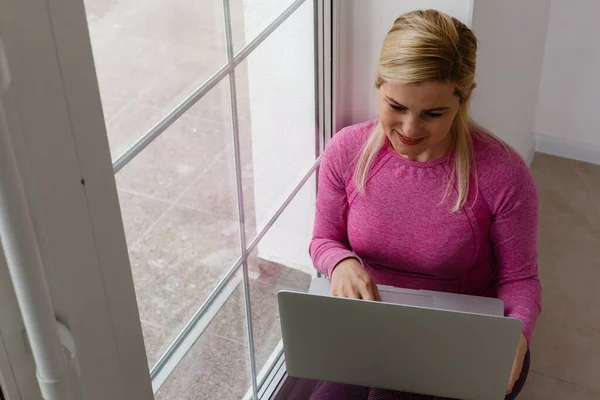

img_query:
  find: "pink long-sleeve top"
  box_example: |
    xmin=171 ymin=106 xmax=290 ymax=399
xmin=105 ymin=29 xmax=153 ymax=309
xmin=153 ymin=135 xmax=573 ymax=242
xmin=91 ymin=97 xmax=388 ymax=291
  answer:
xmin=310 ymin=119 xmax=542 ymax=342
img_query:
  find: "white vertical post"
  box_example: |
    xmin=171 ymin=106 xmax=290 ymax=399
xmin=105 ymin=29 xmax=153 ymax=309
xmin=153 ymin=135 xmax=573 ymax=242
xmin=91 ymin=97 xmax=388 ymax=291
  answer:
xmin=0 ymin=39 xmax=79 ymax=400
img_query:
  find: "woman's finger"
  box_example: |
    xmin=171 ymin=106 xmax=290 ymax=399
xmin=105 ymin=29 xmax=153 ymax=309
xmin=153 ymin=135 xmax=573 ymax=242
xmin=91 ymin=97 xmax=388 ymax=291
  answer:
xmin=342 ymin=283 xmax=360 ymax=299
xmin=359 ymin=284 xmax=376 ymax=301
xmin=373 ymin=285 xmax=382 ymax=302
xmin=359 ymin=280 xmax=382 ymax=301
xmin=351 ymin=284 xmax=363 ymax=299
xmin=506 ymin=375 xmax=518 ymax=394
xmin=506 ymin=374 xmax=517 ymax=394
xmin=506 ymin=356 xmax=523 ymax=394
xmin=365 ymin=281 xmax=381 ymax=302
xmin=507 ymin=333 xmax=528 ymax=394
xmin=331 ymin=285 xmax=339 ymax=297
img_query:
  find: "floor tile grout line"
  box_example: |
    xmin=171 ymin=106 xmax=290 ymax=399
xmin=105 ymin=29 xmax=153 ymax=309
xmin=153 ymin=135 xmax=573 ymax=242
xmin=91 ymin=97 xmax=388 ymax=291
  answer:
xmin=128 ymin=145 xmax=233 ymax=249
xmin=117 ymin=188 xmax=173 ymax=205
xmin=165 ymin=202 xmax=249 ymax=223
xmin=139 ymin=318 xmax=169 ymax=331
xmin=108 ymin=63 xmax=180 ymax=125
xmin=208 ymin=332 xmax=247 ymax=348
xmin=530 ymin=368 xmax=600 ymax=391
xmin=106 ymin=70 xmax=238 ymax=160
xmin=107 ymin=99 xmax=224 ymax=152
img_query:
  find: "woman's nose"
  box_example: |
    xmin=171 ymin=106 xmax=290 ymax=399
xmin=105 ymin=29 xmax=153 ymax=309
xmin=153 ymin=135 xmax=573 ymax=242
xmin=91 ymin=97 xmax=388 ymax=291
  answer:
xmin=402 ymin=115 xmax=420 ymax=137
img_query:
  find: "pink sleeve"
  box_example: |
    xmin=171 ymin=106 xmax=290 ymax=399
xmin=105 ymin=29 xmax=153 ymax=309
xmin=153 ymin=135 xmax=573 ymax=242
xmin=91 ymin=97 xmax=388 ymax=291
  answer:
xmin=489 ymin=159 xmax=542 ymax=344
xmin=309 ymin=134 xmax=359 ymax=278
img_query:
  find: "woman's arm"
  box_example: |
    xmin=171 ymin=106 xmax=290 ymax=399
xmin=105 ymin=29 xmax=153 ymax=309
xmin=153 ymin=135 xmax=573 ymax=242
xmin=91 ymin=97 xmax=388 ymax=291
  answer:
xmin=309 ymin=133 xmax=360 ymax=278
xmin=490 ymin=160 xmax=542 ymax=344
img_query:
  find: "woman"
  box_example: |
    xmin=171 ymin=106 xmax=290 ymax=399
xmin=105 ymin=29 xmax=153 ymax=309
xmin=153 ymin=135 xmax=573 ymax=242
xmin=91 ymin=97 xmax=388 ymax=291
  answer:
xmin=309 ymin=9 xmax=541 ymax=400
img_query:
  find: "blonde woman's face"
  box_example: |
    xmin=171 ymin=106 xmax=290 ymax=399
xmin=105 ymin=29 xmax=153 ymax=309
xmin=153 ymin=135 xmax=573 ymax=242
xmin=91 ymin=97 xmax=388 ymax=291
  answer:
xmin=378 ymin=81 xmax=461 ymax=162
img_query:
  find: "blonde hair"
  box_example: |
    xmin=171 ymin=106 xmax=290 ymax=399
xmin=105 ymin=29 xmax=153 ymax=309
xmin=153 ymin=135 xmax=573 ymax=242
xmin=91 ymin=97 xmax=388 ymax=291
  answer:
xmin=355 ymin=9 xmax=478 ymax=211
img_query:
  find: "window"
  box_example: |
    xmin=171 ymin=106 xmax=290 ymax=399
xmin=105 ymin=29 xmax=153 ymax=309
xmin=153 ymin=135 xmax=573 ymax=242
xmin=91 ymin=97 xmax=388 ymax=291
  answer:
xmin=83 ymin=0 xmax=328 ymax=397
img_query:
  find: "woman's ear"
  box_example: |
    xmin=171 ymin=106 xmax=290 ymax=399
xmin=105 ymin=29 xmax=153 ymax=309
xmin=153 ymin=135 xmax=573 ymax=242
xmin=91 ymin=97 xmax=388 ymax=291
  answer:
xmin=467 ymin=82 xmax=477 ymax=99
xmin=459 ymin=82 xmax=476 ymax=104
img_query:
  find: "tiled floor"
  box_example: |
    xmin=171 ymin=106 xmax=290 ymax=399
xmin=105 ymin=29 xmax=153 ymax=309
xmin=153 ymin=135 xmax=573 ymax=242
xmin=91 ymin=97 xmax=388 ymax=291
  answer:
xmin=524 ymin=154 xmax=600 ymax=399
xmin=85 ymin=2 xmax=315 ymax=399
xmin=84 ymin=0 xmax=266 ymax=370
xmin=115 ymin=85 xmax=254 ymax=367
xmin=155 ymin=260 xmax=312 ymax=400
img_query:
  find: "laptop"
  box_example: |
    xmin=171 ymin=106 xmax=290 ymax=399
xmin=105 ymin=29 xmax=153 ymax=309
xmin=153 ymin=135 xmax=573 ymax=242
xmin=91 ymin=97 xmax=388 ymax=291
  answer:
xmin=278 ymin=278 xmax=522 ymax=400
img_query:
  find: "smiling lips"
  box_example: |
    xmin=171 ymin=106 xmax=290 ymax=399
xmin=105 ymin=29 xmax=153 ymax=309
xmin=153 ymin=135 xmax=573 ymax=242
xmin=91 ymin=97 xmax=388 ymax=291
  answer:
xmin=396 ymin=130 xmax=426 ymax=146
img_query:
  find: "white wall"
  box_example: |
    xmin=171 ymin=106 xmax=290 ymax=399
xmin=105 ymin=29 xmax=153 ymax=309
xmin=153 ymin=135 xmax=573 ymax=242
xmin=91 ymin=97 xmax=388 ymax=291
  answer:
xmin=245 ymin=0 xmax=317 ymax=275
xmin=470 ymin=0 xmax=551 ymax=160
xmin=336 ymin=0 xmax=473 ymax=130
xmin=534 ymin=0 xmax=600 ymax=163
xmin=337 ymin=0 xmax=552 ymax=161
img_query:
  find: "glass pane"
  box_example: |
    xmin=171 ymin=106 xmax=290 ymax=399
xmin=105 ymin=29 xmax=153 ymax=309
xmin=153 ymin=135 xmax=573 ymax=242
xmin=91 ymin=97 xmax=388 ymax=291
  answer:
xmin=237 ymin=0 xmax=316 ymax=243
xmin=116 ymin=79 xmax=241 ymax=367
xmin=170 ymin=176 xmax=316 ymax=395
xmin=177 ymin=63 xmax=256 ymax=242
xmin=84 ymin=0 xmax=227 ymax=158
xmin=249 ymin=177 xmax=316 ymax=374
xmin=155 ymin=270 xmax=252 ymax=399
xmin=230 ymin=0 xmax=297 ymax=54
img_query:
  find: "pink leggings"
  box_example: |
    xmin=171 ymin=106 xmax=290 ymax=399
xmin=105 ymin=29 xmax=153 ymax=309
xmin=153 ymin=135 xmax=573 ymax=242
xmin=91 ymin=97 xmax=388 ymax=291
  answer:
xmin=311 ymin=350 xmax=530 ymax=400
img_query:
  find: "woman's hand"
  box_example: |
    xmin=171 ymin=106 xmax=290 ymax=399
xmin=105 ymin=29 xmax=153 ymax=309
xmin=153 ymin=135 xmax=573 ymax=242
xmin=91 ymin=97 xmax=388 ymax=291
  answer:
xmin=331 ymin=258 xmax=381 ymax=301
xmin=507 ymin=333 xmax=528 ymax=394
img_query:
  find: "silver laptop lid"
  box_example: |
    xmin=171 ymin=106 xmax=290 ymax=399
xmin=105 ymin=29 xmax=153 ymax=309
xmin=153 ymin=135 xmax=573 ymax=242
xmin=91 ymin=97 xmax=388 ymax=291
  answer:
xmin=279 ymin=289 xmax=522 ymax=400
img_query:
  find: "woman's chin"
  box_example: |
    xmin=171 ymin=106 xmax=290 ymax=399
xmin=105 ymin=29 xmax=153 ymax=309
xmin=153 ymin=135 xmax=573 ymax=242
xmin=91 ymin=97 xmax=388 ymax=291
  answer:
xmin=391 ymin=141 xmax=427 ymax=160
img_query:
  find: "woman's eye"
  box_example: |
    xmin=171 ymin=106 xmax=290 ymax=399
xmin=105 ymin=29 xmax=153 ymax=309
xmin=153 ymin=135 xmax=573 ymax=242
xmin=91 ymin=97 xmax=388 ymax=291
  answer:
xmin=423 ymin=112 xmax=443 ymax=119
xmin=389 ymin=104 xmax=406 ymax=112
